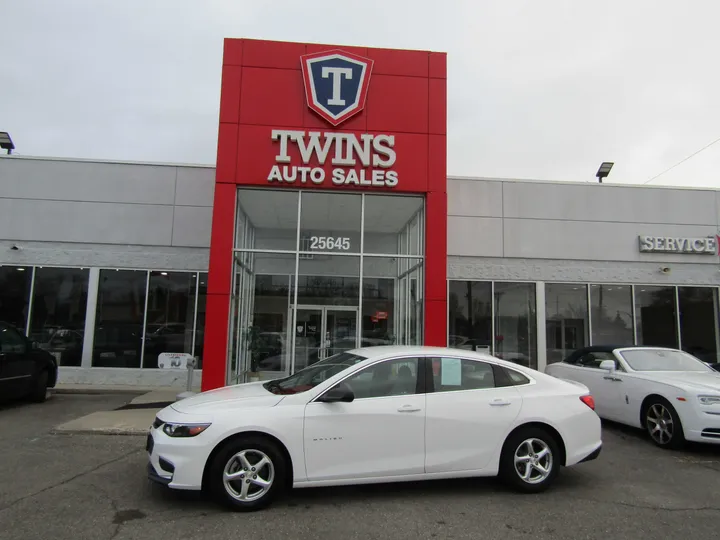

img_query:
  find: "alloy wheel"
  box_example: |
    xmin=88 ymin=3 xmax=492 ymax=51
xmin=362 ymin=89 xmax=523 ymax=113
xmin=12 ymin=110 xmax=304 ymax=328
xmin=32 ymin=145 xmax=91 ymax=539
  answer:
xmin=222 ymin=449 xmax=275 ymax=502
xmin=646 ymin=403 xmax=674 ymax=445
xmin=514 ymin=438 xmax=553 ymax=484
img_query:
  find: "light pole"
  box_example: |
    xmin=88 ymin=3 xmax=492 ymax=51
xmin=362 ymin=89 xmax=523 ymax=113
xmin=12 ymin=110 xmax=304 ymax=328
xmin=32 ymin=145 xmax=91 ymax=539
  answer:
xmin=596 ymin=161 xmax=614 ymax=183
xmin=0 ymin=132 xmax=15 ymax=155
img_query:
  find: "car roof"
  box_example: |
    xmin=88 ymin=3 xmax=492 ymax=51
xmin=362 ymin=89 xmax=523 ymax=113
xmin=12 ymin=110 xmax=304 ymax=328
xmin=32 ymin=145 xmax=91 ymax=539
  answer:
xmin=346 ymin=345 xmax=531 ymax=371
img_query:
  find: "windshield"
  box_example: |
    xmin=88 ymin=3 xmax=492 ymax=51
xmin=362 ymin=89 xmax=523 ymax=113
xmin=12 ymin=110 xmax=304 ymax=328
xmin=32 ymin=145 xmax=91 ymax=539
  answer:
xmin=620 ymin=349 xmax=712 ymax=372
xmin=263 ymin=352 xmax=367 ymax=395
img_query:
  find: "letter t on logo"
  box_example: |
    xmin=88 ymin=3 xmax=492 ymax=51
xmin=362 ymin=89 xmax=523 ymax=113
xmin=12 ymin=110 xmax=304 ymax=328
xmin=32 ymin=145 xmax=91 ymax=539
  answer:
xmin=322 ymin=67 xmax=353 ymax=105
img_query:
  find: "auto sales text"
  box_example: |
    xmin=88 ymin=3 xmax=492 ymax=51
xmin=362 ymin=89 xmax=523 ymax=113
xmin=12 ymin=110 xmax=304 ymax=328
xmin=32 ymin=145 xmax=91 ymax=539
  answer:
xmin=267 ymin=130 xmax=398 ymax=187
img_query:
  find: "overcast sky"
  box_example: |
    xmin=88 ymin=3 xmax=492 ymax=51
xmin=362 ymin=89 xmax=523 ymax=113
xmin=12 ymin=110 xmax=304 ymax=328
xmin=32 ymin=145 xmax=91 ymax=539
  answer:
xmin=2 ymin=0 xmax=719 ymax=187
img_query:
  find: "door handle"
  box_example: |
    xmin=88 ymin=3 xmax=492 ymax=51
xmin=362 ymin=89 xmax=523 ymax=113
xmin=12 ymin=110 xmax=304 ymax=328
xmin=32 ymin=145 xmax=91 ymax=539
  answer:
xmin=397 ymin=406 xmax=421 ymax=413
xmin=603 ymin=376 xmax=622 ymax=382
xmin=490 ymin=399 xmax=511 ymax=407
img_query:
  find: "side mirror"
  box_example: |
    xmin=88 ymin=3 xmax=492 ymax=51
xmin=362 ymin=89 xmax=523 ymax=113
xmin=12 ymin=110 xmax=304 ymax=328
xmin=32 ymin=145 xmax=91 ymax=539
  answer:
xmin=318 ymin=383 xmax=355 ymax=403
xmin=599 ymin=360 xmax=616 ymax=372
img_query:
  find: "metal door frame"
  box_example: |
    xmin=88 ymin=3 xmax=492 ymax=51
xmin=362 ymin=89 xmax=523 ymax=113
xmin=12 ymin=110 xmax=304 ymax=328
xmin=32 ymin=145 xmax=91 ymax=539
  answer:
xmin=291 ymin=304 xmax=359 ymax=373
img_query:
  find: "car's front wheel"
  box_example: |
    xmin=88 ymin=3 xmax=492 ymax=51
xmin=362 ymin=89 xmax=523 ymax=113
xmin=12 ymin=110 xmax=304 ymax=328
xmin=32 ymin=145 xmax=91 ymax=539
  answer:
xmin=208 ymin=435 xmax=286 ymax=511
xmin=499 ymin=427 xmax=560 ymax=493
xmin=644 ymin=398 xmax=685 ymax=449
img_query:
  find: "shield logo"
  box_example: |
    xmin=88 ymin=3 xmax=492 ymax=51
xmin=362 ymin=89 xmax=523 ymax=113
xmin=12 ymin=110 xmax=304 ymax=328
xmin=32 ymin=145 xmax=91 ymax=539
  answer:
xmin=301 ymin=49 xmax=374 ymax=126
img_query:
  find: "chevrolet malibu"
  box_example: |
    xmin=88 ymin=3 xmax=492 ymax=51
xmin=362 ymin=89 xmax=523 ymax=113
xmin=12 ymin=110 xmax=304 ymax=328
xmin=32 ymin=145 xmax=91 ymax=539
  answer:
xmin=146 ymin=346 xmax=602 ymax=511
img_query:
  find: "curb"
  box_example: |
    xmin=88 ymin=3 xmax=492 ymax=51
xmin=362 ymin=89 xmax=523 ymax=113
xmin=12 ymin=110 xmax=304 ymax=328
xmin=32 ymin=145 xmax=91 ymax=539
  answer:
xmin=51 ymin=428 xmax=147 ymax=436
xmin=52 ymin=388 xmax=148 ymax=396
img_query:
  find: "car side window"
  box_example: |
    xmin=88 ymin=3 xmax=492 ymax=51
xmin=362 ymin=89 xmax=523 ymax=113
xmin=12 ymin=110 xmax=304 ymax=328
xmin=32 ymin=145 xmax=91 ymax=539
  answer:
xmin=0 ymin=325 xmax=27 ymax=354
xmin=431 ymin=357 xmax=496 ymax=392
xmin=576 ymin=352 xmax=617 ymax=369
xmin=342 ymin=358 xmax=419 ymax=399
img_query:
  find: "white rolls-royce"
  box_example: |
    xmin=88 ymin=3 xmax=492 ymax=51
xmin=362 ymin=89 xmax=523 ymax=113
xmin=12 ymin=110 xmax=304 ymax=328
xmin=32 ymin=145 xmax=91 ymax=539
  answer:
xmin=545 ymin=345 xmax=720 ymax=449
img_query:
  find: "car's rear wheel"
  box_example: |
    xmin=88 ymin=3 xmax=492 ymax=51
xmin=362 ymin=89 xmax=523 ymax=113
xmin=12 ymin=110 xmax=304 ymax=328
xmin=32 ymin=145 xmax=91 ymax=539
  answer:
xmin=644 ymin=398 xmax=685 ymax=449
xmin=208 ymin=435 xmax=286 ymax=511
xmin=499 ymin=427 xmax=560 ymax=493
xmin=28 ymin=370 xmax=49 ymax=403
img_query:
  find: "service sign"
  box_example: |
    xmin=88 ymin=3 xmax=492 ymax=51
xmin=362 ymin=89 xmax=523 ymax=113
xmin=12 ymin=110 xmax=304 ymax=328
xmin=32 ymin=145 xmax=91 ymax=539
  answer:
xmin=638 ymin=235 xmax=717 ymax=255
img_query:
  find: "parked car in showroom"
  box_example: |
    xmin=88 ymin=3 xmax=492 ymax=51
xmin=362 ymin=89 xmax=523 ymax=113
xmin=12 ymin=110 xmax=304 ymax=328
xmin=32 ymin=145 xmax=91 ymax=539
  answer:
xmin=545 ymin=345 xmax=720 ymax=449
xmin=0 ymin=321 xmax=58 ymax=403
xmin=146 ymin=346 xmax=602 ymax=511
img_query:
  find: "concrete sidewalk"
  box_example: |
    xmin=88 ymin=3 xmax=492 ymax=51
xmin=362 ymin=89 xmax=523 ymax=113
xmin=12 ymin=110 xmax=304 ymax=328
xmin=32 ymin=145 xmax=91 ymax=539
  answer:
xmin=53 ymin=383 xmax=197 ymax=395
xmin=51 ymin=388 xmax=199 ymax=436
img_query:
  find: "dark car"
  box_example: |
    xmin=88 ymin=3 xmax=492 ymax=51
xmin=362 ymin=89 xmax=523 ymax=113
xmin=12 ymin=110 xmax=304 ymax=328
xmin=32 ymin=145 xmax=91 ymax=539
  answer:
xmin=0 ymin=321 xmax=57 ymax=403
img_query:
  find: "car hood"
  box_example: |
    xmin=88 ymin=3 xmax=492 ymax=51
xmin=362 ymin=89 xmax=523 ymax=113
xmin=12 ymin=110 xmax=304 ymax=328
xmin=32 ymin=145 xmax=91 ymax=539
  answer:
xmin=638 ymin=371 xmax=720 ymax=392
xmin=170 ymin=381 xmax=285 ymax=414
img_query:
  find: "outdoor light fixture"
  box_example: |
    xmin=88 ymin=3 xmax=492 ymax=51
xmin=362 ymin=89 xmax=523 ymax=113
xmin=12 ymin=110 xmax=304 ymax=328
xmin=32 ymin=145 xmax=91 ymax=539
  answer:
xmin=596 ymin=161 xmax=614 ymax=183
xmin=0 ymin=132 xmax=15 ymax=154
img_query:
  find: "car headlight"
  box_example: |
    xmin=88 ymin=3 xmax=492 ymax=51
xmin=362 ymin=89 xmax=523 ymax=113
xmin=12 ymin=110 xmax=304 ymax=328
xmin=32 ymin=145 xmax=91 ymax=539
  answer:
xmin=698 ymin=395 xmax=720 ymax=406
xmin=162 ymin=423 xmax=211 ymax=437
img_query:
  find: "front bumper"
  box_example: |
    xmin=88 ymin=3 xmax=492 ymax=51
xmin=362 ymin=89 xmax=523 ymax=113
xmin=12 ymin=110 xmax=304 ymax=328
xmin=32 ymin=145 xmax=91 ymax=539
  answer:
xmin=678 ymin=404 xmax=720 ymax=445
xmin=145 ymin=414 xmax=215 ymax=491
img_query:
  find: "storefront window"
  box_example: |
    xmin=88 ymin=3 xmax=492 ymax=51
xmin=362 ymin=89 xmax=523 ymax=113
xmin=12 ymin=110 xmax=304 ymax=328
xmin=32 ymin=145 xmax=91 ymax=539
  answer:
xmin=546 ymin=284 xmax=589 ymax=364
xmin=230 ymin=253 xmax=295 ymax=380
xmin=299 ymin=192 xmax=362 ymax=254
xmin=93 ymin=270 xmax=146 ymax=367
xmin=679 ymin=287 xmax=719 ymax=363
xmin=29 ymin=267 xmax=89 ymax=367
xmin=448 ymin=281 xmax=492 ymax=352
xmin=363 ymin=195 xmax=424 ymax=254
xmin=362 ymin=260 xmax=396 ymax=347
xmin=0 ymin=265 xmax=32 ymax=332
xmin=142 ymin=272 xmax=196 ymax=369
xmin=193 ymin=273 xmax=207 ymax=369
xmin=237 ymin=189 xmax=298 ymax=250
xmin=635 ymin=286 xmax=678 ymax=348
xmin=231 ymin=189 xmax=425 ymax=382
xmin=494 ymin=282 xmax=537 ymax=369
xmin=590 ymin=285 xmax=633 ymax=346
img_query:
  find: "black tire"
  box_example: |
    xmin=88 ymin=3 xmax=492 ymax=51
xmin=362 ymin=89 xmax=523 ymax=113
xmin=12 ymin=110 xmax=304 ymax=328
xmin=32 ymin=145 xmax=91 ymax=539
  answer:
xmin=207 ymin=435 xmax=286 ymax=511
xmin=28 ymin=370 xmax=49 ymax=403
xmin=643 ymin=397 xmax=685 ymax=450
xmin=499 ymin=427 xmax=561 ymax=493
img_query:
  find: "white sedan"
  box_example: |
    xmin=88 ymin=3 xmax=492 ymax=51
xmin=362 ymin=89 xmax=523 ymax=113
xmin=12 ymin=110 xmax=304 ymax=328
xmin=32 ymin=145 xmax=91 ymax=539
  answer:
xmin=146 ymin=346 xmax=602 ymax=511
xmin=545 ymin=345 xmax=720 ymax=449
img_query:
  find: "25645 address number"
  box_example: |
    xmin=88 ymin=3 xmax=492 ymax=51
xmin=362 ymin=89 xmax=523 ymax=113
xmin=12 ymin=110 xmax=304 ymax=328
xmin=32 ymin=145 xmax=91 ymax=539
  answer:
xmin=310 ymin=236 xmax=351 ymax=251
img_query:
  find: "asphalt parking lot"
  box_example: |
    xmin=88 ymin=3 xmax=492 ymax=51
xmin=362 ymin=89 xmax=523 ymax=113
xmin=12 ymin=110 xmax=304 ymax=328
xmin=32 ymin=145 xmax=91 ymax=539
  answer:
xmin=1 ymin=394 xmax=720 ymax=540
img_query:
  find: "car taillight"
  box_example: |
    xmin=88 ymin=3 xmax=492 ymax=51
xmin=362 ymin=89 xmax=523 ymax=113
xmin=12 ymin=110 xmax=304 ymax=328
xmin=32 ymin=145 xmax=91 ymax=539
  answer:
xmin=580 ymin=395 xmax=595 ymax=410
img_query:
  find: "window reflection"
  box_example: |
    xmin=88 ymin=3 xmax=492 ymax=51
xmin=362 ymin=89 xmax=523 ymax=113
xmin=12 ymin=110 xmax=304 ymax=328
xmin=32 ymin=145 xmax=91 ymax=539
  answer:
xmin=363 ymin=195 xmax=424 ymax=254
xmin=635 ymin=286 xmax=678 ymax=348
xmin=193 ymin=273 xmax=207 ymax=369
xmin=299 ymin=192 xmax=361 ymax=254
xmin=93 ymin=270 xmax=146 ymax=367
xmin=679 ymin=287 xmax=719 ymax=363
xmin=142 ymin=272 xmax=196 ymax=368
xmin=494 ymin=282 xmax=537 ymax=369
xmin=546 ymin=284 xmax=589 ymax=364
xmin=30 ymin=267 xmax=89 ymax=366
xmin=448 ymin=281 xmax=492 ymax=352
xmin=236 ymin=189 xmax=298 ymax=250
xmin=590 ymin=285 xmax=633 ymax=346
xmin=0 ymin=266 xmax=32 ymax=332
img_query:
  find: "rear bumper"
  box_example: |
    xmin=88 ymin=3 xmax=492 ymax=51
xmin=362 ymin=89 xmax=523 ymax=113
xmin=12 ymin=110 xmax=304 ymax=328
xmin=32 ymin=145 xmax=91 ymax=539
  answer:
xmin=578 ymin=443 xmax=602 ymax=463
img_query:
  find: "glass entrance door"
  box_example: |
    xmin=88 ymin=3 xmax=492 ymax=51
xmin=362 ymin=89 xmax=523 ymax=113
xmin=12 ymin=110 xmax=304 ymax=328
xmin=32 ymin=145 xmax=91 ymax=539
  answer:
xmin=293 ymin=306 xmax=358 ymax=372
